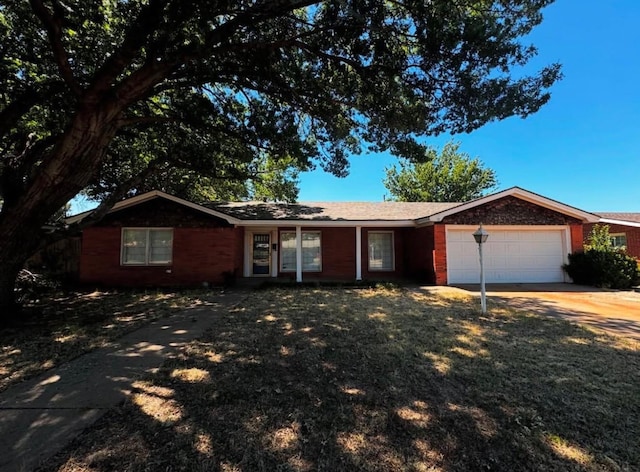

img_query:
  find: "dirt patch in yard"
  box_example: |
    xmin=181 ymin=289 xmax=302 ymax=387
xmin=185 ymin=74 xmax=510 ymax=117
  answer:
xmin=40 ymin=287 xmax=639 ymax=472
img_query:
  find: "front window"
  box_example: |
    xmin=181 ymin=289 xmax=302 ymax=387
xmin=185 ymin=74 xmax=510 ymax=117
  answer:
xmin=122 ymin=228 xmax=173 ymax=265
xmin=610 ymin=233 xmax=627 ymax=250
xmin=280 ymin=231 xmax=321 ymax=272
xmin=368 ymin=231 xmax=394 ymax=271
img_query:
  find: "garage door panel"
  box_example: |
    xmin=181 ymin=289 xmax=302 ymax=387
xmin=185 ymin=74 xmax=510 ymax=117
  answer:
xmin=486 ymin=255 xmax=507 ymax=268
xmin=447 ymin=228 xmax=566 ymax=284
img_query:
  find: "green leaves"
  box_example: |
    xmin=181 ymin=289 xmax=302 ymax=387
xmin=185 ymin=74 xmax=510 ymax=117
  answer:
xmin=383 ymin=141 xmax=498 ymax=202
xmin=1 ymin=0 xmax=559 ymax=222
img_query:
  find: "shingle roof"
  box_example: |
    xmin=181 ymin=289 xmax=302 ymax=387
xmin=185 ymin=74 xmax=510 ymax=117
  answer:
xmin=596 ymin=212 xmax=640 ymax=224
xmin=207 ymin=201 xmax=461 ymax=221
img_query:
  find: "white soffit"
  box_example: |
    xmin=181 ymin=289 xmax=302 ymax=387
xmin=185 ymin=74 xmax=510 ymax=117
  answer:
xmin=599 ymin=218 xmax=640 ymax=228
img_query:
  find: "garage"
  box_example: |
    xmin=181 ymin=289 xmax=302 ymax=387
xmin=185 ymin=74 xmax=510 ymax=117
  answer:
xmin=446 ymin=227 xmax=569 ymax=284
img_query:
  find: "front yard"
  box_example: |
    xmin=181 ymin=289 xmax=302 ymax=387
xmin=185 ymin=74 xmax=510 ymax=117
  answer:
xmin=0 ymin=289 xmax=217 ymax=393
xmin=35 ymin=286 xmax=639 ymax=472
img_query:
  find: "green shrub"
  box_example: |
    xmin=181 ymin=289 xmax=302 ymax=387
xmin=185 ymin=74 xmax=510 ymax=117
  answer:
xmin=563 ymin=250 xmax=640 ymax=289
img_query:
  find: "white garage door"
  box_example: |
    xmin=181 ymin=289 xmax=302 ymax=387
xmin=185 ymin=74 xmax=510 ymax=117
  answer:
xmin=447 ymin=228 xmax=567 ymax=284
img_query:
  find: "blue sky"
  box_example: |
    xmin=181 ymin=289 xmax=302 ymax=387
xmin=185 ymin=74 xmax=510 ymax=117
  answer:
xmin=298 ymin=0 xmax=640 ymax=212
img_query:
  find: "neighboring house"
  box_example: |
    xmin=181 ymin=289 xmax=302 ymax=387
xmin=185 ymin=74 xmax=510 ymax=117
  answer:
xmin=73 ymin=186 xmax=605 ymax=287
xmin=584 ymin=213 xmax=640 ymax=259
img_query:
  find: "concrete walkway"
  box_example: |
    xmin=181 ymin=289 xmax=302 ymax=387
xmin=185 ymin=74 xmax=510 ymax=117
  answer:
xmin=0 ymin=290 xmax=247 ymax=472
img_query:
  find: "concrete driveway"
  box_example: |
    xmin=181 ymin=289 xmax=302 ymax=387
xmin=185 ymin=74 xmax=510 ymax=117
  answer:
xmin=452 ymin=283 xmax=640 ymax=340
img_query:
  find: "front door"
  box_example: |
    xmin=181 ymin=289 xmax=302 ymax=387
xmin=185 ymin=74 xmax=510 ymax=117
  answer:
xmin=252 ymin=233 xmax=271 ymax=276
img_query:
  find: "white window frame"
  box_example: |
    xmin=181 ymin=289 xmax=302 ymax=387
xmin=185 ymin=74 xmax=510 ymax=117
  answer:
xmin=368 ymin=231 xmax=395 ymax=271
xmin=121 ymin=227 xmax=174 ymax=266
xmin=610 ymin=233 xmax=627 ymax=249
xmin=280 ymin=231 xmax=322 ymax=272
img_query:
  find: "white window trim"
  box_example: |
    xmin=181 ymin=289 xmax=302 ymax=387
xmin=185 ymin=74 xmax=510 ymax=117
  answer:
xmin=610 ymin=233 xmax=627 ymax=248
xmin=279 ymin=230 xmax=322 ymax=272
xmin=121 ymin=227 xmax=174 ymax=266
xmin=368 ymin=230 xmax=395 ymax=272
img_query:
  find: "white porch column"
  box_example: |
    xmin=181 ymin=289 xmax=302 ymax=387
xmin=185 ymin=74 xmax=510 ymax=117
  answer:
xmin=355 ymin=226 xmax=362 ymax=281
xmin=296 ymin=225 xmax=303 ymax=282
xmin=271 ymin=229 xmax=278 ymax=277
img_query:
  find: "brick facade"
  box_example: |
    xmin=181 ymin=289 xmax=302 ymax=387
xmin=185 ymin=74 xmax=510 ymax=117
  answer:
xmin=433 ymin=225 xmax=447 ymax=285
xmin=435 ymin=198 xmax=586 ymax=286
xmin=274 ymin=227 xmax=409 ymax=281
xmin=570 ymin=224 xmax=584 ymax=254
xmin=77 ymin=194 xmax=602 ymax=288
xmin=79 ymin=201 xmax=241 ymax=287
xmin=441 ymin=196 xmax=583 ymax=226
xmin=405 ymin=226 xmax=435 ymax=283
xmin=96 ymin=199 xmax=232 ymax=228
xmin=276 ymin=227 xmax=357 ymax=280
xmin=584 ymin=223 xmax=640 ymax=260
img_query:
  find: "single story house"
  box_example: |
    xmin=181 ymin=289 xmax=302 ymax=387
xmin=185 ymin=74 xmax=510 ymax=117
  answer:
xmin=73 ymin=186 xmax=631 ymax=287
xmin=585 ymin=213 xmax=640 ymax=257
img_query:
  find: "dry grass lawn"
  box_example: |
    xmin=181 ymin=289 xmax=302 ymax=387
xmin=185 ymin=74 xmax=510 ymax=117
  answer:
xmin=37 ymin=286 xmax=640 ymax=471
xmin=0 ymin=289 xmax=217 ymax=392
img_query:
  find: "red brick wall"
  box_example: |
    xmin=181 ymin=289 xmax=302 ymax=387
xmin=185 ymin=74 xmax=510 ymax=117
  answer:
xmin=276 ymin=227 xmax=357 ymax=280
xmin=273 ymin=227 xmax=411 ymax=281
xmin=321 ymin=227 xmax=356 ymax=279
xmin=80 ymin=226 xmax=243 ymax=287
xmin=584 ymin=223 xmax=640 ymax=259
xmin=405 ymin=226 xmax=435 ymax=283
xmin=570 ymin=224 xmax=584 ymax=254
xmin=433 ymin=224 xmax=447 ymax=285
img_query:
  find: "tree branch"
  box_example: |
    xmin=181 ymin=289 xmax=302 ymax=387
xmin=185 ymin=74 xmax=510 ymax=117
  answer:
xmin=84 ymin=0 xmax=171 ymax=102
xmin=29 ymin=0 xmax=82 ymax=96
xmin=0 ymin=82 xmax=67 ymax=141
xmin=116 ymin=115 xmax=177 ymax=129
xmin=40 ymin=157 xmax=169 ymax=248
xmin=293 ymin=40 xmax=364 ymax=71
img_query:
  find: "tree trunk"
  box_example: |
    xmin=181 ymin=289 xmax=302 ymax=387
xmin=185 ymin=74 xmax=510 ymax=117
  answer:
xmin=0 ymin=63 xmax=172 ymax=321
xmin=0 ymin=252 xmax=26 ymax=323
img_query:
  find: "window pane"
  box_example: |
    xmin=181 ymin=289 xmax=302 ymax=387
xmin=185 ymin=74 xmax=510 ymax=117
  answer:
xmin=369 ymin=232 xmax=393 ymax=271
xmin=610 ymin=234 xmax=627 ymax=249
xmin=280 ymin=232 xmax=322 ymax=272
xmin=149 ymin=229 xmax=173 ymax=263
xmin=302 ymin=232 xmax=321 ymax=271
xmin=122 ymin=229 xmax=147 ymax=264
xmin=280 ymin=233 xmax=296 ymax=271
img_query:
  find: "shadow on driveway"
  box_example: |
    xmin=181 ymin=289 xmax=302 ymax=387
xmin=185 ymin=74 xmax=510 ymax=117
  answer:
xmin=451 ymin=283 xmax=640 ymax=340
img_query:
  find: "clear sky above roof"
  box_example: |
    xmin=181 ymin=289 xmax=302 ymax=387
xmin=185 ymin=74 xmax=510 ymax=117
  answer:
xmin=298 ymin=0 xmax=640 ymax=212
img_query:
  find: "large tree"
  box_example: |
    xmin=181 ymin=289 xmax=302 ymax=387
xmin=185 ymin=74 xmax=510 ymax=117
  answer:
xmin=384 ymin=141 xmax=498 ymax=202
xmin=0 ymin=0 xmax=561 ymax=313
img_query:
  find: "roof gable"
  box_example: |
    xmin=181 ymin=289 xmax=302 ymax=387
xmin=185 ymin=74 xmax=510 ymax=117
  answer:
xmin=66 ymin=191 xmax=241 ymax=226
xmin=418 ymin=187 xmax=600 ymax=224
xmin=67 ymin=187 xmax=604 ymax=228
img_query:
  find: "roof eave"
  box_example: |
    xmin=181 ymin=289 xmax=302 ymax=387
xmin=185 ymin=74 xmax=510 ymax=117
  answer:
xmin=423 ymin=187 xmax=600 ymax=223
xmin=236 ymin=219 xmax=416 ymax=227
xmin=66 ymin=190 xmax=242 ymax=226
xmin=598 ymin=218 xmax=640 ymax=228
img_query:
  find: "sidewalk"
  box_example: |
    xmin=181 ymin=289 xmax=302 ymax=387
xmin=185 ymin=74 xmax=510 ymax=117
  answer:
xmin=0 ymin=290 xmax=247 ymax=472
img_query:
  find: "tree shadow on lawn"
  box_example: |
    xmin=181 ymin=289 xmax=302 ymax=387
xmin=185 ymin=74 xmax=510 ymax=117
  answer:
xmin=0 ymin=289 xmax=216 ymax=392
xmin=42 ymin=288 xmax=639 ymax=472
